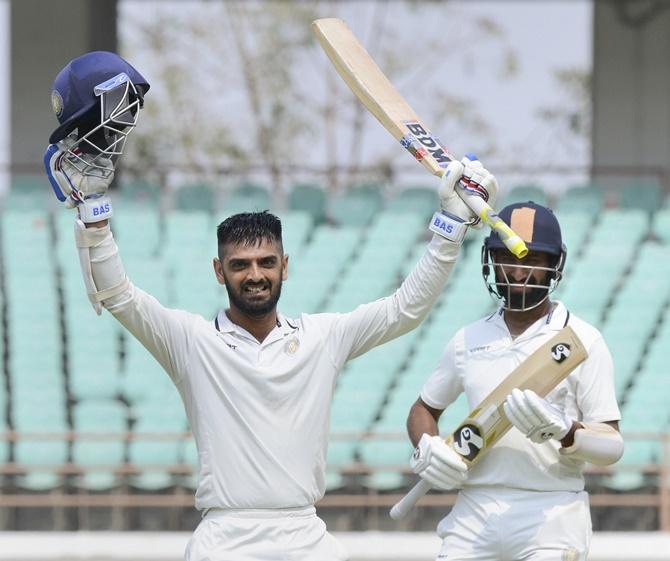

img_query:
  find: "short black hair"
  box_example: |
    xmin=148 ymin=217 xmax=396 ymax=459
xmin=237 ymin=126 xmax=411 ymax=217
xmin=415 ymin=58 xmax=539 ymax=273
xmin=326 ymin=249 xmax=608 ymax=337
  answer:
xmin=216 ymin=211 xmax=283 ymax=256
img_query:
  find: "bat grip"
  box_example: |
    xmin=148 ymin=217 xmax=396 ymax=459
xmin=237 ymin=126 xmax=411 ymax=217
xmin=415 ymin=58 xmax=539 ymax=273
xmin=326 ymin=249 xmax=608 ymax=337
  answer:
xmin=389 ymin=479 xmax=431 ymax=520
xmin=458 ymin=187 xmax=528 ymax=259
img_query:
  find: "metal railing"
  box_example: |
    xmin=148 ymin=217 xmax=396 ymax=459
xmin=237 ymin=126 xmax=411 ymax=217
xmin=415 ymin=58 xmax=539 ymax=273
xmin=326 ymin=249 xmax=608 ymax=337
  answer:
xmin=0 ymin=431 xmax=668 ymax=529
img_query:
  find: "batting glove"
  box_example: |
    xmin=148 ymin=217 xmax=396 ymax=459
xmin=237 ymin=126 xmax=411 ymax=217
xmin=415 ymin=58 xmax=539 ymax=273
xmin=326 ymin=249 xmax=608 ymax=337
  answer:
xmin=440 ymin=154 xmax=498 ymax=227
xmin=410 ymin=434 xmax=468 ymax=490
xmin=44 ymin=134 xmax=115 ymax=223
xmin=504 ymin=388 xmax=573 ymax=443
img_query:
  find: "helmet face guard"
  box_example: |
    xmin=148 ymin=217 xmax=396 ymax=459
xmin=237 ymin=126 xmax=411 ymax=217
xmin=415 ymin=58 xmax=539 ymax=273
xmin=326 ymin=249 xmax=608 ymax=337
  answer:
xmin=65 ymin=72 xmax=143 ymax=179
xmin=481 ymin=246 xmax=565 ymax=312
xmin=481 ymin=201 xmax=567 ymax=312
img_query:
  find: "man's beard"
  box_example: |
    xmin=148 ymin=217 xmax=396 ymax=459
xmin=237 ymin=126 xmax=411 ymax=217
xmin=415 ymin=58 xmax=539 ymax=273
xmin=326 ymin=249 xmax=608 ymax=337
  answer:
xmin=224 ymin=276 xmax=283 ymax=317
xmin=502 ymin=284 xmax=550 ymax=311
xmin=495 ymin=269 xmax=552 ymax=311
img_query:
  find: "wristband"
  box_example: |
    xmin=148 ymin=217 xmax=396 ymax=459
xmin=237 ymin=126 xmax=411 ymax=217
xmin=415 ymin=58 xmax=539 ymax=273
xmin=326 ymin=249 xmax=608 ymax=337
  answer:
xmin=429 ymin=210 xmax=468 ymax=243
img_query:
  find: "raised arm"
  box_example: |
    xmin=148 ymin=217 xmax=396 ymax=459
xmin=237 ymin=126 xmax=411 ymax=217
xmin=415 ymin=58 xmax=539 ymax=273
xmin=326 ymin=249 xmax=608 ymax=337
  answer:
xmin=326 ymin=156 xmax=498 ymax=365
xmin=43 ymin=53 xmax=191 ymax=382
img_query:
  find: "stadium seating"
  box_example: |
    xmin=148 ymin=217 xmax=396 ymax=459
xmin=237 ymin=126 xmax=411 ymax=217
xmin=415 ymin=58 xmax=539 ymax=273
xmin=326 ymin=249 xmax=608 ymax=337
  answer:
xmin=619 ymin=180 xmax=663 ymax=213
xmin=222 ymin=182 xmax=271 ymax=214
xmin=2 ymin=178 xmax=670 ymax=505
xmin=288 ymin=184 xmax=327 ymax=223
xmin=386 ymin=187 xmax=436 ymax=218
xmin=500 ymin=183 xmax=548 ymax=207
xmin=329 ymin=183 xmax=384 ymax=227
xmin=174 ymin=182 xmax=216 ymax=213
xmin=556 ymin=184 xmax=604 ymax=214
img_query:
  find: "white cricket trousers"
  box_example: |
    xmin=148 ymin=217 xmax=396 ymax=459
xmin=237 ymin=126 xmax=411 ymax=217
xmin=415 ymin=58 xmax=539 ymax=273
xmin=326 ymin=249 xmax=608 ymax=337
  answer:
xmin=436 ymin=488 xmax=592 ymax=561
xmin=184 ymin=506 xmax=350 ymax=561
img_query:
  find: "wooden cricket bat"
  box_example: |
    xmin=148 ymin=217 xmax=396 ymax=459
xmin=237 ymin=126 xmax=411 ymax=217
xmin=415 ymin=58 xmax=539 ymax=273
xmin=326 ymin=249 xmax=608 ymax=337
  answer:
xmin=389 ymin=325 xmax=588 ymax=520
xmin=312 ymin=17 xmax=528 ymax=259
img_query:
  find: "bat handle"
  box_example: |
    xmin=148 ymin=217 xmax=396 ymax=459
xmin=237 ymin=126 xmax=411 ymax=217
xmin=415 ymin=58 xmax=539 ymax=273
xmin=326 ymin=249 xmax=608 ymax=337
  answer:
xmin=458 ymin=187 xmax=528 ymax=259
xmin=389 ymin=479 xmax=432 ymax=520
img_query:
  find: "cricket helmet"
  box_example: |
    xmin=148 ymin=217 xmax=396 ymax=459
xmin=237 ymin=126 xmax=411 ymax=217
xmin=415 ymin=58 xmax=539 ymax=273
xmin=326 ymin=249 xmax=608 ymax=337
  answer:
xmin=482 ymin=201 xmax=567 ymax=312
xmin=49 ymin=51 xmax=149 ymax=177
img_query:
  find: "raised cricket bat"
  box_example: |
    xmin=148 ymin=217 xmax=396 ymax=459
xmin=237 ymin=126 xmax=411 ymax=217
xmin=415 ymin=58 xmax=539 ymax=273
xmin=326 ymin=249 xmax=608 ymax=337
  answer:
xmin=389 ymin=326 xmax=588 ymax=520
xmin=312 ymin=17 xmax=528 ymax=259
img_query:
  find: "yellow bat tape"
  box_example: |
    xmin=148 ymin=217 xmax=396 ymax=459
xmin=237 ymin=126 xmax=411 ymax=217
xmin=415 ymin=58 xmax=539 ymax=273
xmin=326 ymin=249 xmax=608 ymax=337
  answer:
xmin=459 ymin=188 xmax=529 ymax=259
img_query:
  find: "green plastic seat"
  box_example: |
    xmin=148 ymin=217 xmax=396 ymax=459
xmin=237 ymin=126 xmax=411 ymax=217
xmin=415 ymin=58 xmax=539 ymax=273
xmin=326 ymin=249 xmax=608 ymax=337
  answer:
xmin=174 ymin=183 xmax=216 ymax=212
xmin=619 ymin=181 xmax=662 ymax=213
xmin=223 ymin=182 xmax=271 ymax=214
xmin=556 ymin=184 xmax=604 ymax=214
xmin=387 ymin=187 xmax=436 ymax=217
xmin=2 ymin=176 xmax=52 ymax=210
xmin=114 ymin=179 xmax=162 ymax=209
xmin=652 ymin=209 xmax=670 ymax=242
xmin=72 ymin=400 xmax=128 ymax=479
xmin=329 ymin=184 xmax=383 ymax=227
xmin=288 ymin=184 xmax=326 ymax=222
xmin=500 ymin=184 xmax=548 ymax=207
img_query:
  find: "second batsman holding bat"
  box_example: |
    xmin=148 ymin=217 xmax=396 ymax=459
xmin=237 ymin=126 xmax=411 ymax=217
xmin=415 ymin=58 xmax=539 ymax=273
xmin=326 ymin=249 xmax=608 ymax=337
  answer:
xmin=44 ymin=52 xmax=499 ymax=560
xmin=406 ymin=202 xmax=624 ymax=561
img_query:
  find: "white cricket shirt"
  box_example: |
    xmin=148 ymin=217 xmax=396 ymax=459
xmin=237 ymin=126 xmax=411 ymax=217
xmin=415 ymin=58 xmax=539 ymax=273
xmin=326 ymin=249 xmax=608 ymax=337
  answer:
xmin=91 ymin=228 xmax=459 ymax=511
xmin=421 ymin=302 xmax=621 ymax=492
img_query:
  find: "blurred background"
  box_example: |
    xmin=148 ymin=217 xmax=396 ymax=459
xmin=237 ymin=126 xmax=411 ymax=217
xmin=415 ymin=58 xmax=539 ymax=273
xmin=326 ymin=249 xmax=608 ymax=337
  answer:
xmin=1 ymin=0 xmax=670 ymax=559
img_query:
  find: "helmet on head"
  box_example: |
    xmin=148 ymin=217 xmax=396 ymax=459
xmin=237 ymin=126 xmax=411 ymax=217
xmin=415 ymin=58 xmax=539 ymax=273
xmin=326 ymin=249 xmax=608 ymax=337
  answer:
xmin=49 ymin=51 xmax=149 ymax=177
xmin=482 ymin=201 xmax=567 ymax=312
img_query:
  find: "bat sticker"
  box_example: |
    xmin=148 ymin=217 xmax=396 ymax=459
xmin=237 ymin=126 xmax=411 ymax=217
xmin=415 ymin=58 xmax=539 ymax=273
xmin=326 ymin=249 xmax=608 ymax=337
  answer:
xmin=452 ymin=423 xmax=484 ymax=461
xmin=551 ymin=343 xmax=571 ymax=363
xmin=400 ymin=133 xmax=428 ymax=162
xmin=402 ymin=121 xmax=451 ymax=167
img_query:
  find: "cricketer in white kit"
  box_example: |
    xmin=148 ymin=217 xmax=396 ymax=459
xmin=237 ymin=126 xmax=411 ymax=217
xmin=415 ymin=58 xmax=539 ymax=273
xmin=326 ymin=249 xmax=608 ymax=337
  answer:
xmin=43 ymin=51 xmax=499 ymax=560
xmin=407 ymin=202 xmax=624 ymax=561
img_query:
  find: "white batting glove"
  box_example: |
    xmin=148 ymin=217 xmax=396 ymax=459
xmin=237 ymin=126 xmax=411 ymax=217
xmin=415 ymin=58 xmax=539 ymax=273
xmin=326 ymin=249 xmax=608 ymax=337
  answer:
xmin=439 ymin=154 xmax=498 ymax=228
xmin=410 ymin=434 xmax=468 ymax=490
xmin=44 ymin=134 xmax=115 ymax=223
xmin=503 ymin=388 xmax=573 ymax=443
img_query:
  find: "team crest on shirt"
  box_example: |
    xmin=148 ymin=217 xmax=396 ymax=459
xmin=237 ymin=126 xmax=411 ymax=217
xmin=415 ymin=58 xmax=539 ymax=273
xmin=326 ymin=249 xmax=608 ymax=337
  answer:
xmin=285 ymin=337 xmax=299 ymax=355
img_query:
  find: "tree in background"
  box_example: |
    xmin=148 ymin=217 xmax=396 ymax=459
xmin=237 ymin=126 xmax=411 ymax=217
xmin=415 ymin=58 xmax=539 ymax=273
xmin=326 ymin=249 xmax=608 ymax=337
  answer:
xmin=119 ymin=0 xmax=517 ymax=207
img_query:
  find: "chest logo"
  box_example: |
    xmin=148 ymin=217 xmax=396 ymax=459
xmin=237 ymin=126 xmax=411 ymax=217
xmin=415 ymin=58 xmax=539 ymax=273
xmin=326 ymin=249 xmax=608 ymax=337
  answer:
xmin=285 ymin=338 xmax=299 ymax=355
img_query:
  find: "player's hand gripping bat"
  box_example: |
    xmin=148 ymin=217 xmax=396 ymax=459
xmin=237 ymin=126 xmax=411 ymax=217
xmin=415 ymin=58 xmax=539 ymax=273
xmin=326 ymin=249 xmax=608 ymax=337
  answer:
xmin=390 ymin=326 xmax=587 ymax=520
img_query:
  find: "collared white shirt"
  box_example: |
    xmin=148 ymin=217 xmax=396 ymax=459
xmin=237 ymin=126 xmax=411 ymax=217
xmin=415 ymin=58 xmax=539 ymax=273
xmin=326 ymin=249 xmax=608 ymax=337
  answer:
xmin=421 ymin=301 xmax=621 ymax=492
xmin=101 ymin=234 xmax=459 ymax=511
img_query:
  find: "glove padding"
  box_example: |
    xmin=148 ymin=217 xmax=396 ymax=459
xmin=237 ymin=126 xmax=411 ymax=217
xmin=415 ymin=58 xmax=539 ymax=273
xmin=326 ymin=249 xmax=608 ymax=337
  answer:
xmin=410 ymin=434 xmax=468 ymax=490
xmin=503 ymin=388 xmax=573 ymax=443
xmin=439 ymin=154 xmax=498 ymax=228
xmin=44 ymin=135 xmax=115 ymax=222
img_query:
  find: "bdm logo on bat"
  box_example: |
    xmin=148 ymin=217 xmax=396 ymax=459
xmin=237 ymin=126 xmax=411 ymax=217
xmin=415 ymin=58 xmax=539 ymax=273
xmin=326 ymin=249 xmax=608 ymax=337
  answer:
xmin=402 ymin=121 xmax=451 ymax=167
xmin=550 ymin=342 xmax=571 ymax=363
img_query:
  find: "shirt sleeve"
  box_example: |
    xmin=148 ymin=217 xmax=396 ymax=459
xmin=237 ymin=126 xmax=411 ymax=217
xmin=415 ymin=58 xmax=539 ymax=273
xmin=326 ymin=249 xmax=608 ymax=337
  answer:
xmin=576 ymin=335 xmax=621 ymax=423
xmin=84 ymin=223 xmax=194 ymax=383
xmin=110 ymin=285 xmax=194 ymax=383
xmin=323 ymin=235 xmax=460 ymax=368
xmin=420 ymin=330 xmax=465 ymax=410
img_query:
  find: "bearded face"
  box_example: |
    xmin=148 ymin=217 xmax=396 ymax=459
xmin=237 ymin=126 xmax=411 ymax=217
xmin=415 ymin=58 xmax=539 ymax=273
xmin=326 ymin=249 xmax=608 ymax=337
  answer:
xmin=489 ymin=249 xmax=558 ymax=312
xmin=215 ymin=239 xmax=287 ymax=318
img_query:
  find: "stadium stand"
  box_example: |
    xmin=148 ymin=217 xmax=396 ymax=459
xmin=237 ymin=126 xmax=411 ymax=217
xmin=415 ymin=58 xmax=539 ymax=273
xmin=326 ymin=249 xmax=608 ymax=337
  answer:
xmin=499 ymin=183 xmax=548 ymax=207
xmin=288 ymin=183 xmax=327 ymax=223
xmin=1 ymin=178 xmax=670 ymax=529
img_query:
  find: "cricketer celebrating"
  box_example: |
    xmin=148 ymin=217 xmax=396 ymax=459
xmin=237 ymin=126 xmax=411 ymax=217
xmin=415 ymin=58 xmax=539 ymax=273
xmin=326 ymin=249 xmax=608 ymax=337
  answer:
xmin=406 ymin=202 xmax=624 ymax=561
xmin=44 ymin=51 xmax=498 ymax=561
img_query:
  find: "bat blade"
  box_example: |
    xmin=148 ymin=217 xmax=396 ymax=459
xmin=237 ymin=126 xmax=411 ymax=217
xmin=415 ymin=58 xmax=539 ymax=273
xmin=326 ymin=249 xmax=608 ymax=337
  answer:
xmin=390 ymin=326 xmax=588 ymax=520
xmin=312 ymin=17 xmax=528 ymax=258
xmin=312 ymin=17 xmax=448 ymax=177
